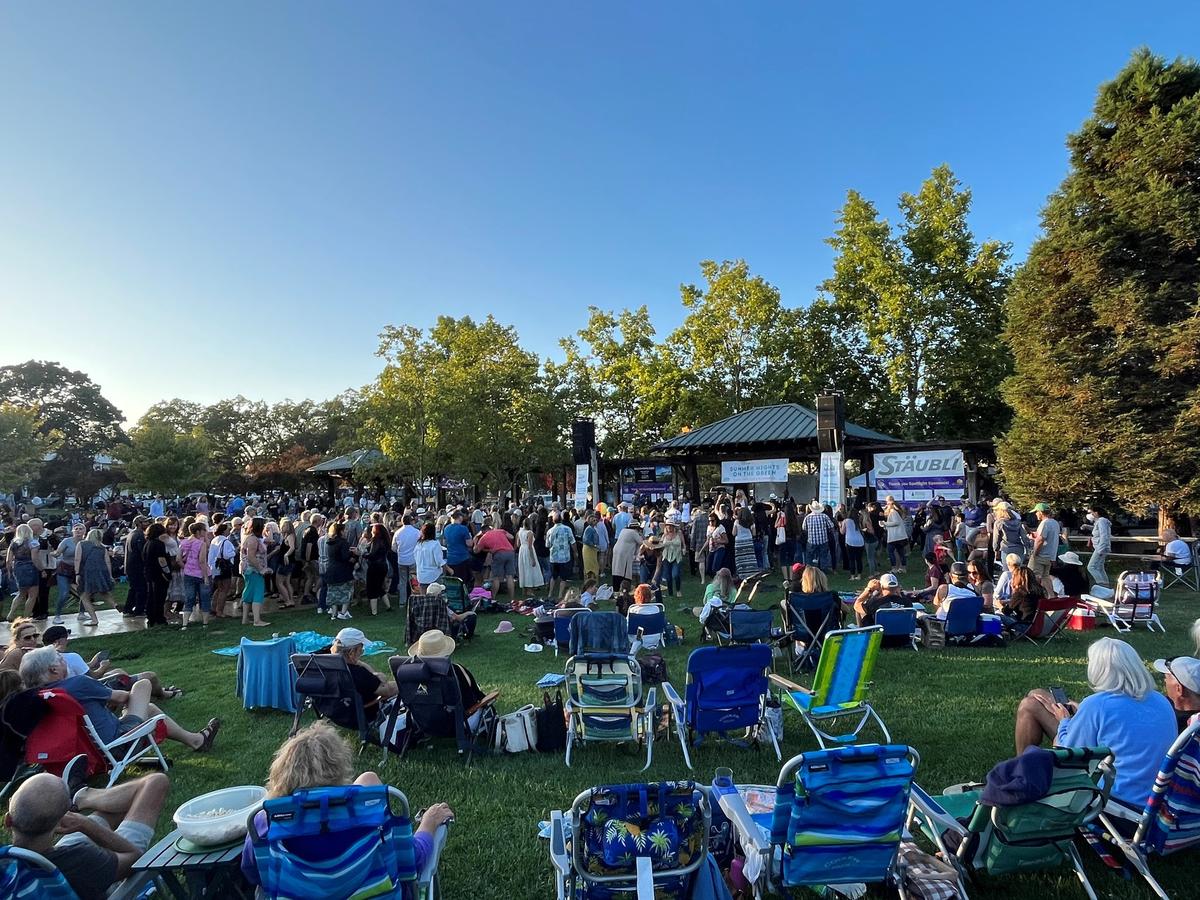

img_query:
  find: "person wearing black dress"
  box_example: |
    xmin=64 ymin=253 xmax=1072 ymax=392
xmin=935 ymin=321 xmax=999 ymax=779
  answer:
xmin=142 ymin=523 xmax=172 ymax=626
xmin=364 ymin=523 xmax=391 ymax=616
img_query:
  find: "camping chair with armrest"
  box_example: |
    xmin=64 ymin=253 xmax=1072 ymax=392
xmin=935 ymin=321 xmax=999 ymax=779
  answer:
xmin=720 ymin=743 xmax=920 ymax=899
xmin=769 ymin=625 xmax=890 ymax=749
xmin=0 ymin=845 xmax=78 ymax=900
xmin=1159 ymin=545 xmax=1198 ymax=592
xmin=943 ymin=593 xmax=985 ymax=645
xmin=247 ymin=784 xmax=449 ymax=900
xmin=875 ymin=606 xmax=920 ymax=650
xmin=553 ymin=607 xmax=588 ymax=657
xmin=1093 ymin=719 xmax=1200 ymax=899
xmin=563 ymin=653 xmax=656 ymax=770
xmin=549 ymin=781 xmax=711 ymax=900
xmin=569 ymin=610 xmax=631 ymax=657
xmin=906 ymin=746 xmax=1115 ymax=899
xmin=721 ymin=608 xmax=776 ymax=649
xmin=25 ymin=687 xmax=169 ymax=788
xmin=1083 ymin=571 xmax=1165 ymax=633
xmin=0 ymin=687 xmax=47 ymax=804
xmin=437 ymin=575 xmax=474 ymax=617
xmin=661 ymin=644 xmax=780 ymax=770
xmin=627 ymin=603 xmax=667 ymax=654
xmin=780 ymin=590 xmax=840 ymax=675
xmin=1022 ymin=596 xmax=1079 ymax=647
xmin=387 ymin=655 xmax=498 ymax=764
xmin=290 ymin=653 xmax=377 ymax=755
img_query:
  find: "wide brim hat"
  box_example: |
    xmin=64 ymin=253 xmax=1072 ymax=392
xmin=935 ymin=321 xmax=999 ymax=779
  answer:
xmin=407 ymin=629 xmax=456 ymax=658
xmin=1058 ymin=551 xmax=1084 ymax=566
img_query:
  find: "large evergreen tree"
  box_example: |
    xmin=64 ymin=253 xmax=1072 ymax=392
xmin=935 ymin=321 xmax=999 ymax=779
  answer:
xmin=999 ymin=50 xmax=1200 ymax=522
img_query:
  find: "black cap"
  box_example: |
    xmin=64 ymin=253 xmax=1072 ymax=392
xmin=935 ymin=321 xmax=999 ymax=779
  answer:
xmin=42 ymin=625 xmax=71 ymax=644
xmin=950 ymin=561 xmax=969 ymax=578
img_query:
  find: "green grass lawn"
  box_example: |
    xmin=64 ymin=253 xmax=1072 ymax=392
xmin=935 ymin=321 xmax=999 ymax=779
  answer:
xmin=34 ymin=571 xmax=1200 ymax=898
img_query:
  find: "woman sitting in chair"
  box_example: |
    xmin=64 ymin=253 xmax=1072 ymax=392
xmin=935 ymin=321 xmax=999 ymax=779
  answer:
xmin=241 ymin=721 xmax=454 ymax=886
xmin=696 ymin=567 xmax=736 ymax=634
xmin=406 ymin=629 xmax=489 ymax=730
xmin=998 ymin=566 xmax=1045 ymax=631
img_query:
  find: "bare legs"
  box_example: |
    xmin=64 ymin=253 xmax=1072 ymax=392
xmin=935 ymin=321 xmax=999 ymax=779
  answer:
xmin=1015 ymin=689 xmax=1062 ymax=754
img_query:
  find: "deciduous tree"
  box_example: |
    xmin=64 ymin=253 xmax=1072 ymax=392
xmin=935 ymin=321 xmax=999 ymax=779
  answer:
xmin=124 ymin=422 xmax=212 ymax=496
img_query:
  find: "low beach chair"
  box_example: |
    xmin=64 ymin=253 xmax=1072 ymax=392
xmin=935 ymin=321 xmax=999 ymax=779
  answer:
xmin=769 ymin=625 xmax=890 ymax=748
xmin=662 ymin=644 xmax=780 ymax=770
xmin=1084 ymin=570 xmax=1165 ymax=633
xmin=943 ymin=594 xmax=984 ymax=645
xmin=780 ymin=590 xmax=840 ymax=674
xmin=388 ymin=655 xmax=498 ymax=763
xmin=1093 ymin=719 xmax=1200 ymax=899
xmin=564 ymin=652 xmax=656 ymax=770
xmin=627 ymin=603 xmax=667 ymax=653
xmin=247 ymin=784 xmax=449 ymax=900
xmin=553 ymin=606 xmax=587 ymax=656
xmin=907 ymin=746 xmax=1114 ymax=899
xmin=720 ymin=743 xmax=920 ymax=898
xmin=290 ymin=652 xmax=376 ymax=753
xmin=875 ymin=606 xmax=919 ymax=650
xmin=549 ymin=781 xmax=711 ymax=900
xmin=0 ymin=846 xmax=77 ymax=900
xmin=1021 ymin=596 xmax=1078 ymax=647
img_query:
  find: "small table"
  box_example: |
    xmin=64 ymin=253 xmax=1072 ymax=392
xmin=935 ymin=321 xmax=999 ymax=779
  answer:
xmin=128 ymin=828 xmax=253 ymax=899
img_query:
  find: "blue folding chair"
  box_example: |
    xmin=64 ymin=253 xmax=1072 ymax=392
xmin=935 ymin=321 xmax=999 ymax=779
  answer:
xmin=875 ymin=607 xmax=919 ymax=651
xmin=781 ymin=591 xmax=840 ymax=674
xmin=662 ymin=644 xmax=780 ymax=770
xmin=553 ymin=607 xmax=587 ymax=657
xmin=627 ymin=603 xmax=667 ymax=653
xmin=0 ymin=846 xmax=78 ymax=900
xmin=770 ymin=625 xmax=891 ymax=748
xmin=944 ymin=593 xmax=985 ymax=644
xmin=711 ymin=608 xmax=775 ymax=647
xmin=246 ymin=784 xmax=449 ymax=900
xmin=721 ymin=744 xmax=919 ymax=897
xmin=549 ymin=781 xmax=712 ymax=900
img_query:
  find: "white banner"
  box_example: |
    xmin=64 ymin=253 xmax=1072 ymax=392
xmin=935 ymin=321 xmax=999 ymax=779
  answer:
xmin=574 ymin=464 xmax=589 ymax=510
xmin=720 ymin=458 xmax=789 ymax=484
xmin=818 ymin=452 xmax=844 ymax=507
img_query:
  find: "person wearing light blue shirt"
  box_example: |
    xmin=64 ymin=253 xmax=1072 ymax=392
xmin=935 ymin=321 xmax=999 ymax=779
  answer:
xmin=1015 ymin=637 xmax=1176 ymax=806
xmin=611 ymin=504 xmax=631 ymax=536
xmin=149 ymin=496 xmax=164 ymax=519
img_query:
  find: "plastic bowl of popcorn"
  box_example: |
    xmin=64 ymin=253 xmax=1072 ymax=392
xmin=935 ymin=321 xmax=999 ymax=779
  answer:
xmin=173 ymin=785 xmax=267 ymax=846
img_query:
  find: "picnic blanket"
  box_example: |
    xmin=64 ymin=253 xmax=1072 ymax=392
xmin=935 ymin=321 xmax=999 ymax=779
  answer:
xmin=212 ymin=630 xmax=396 ymax=658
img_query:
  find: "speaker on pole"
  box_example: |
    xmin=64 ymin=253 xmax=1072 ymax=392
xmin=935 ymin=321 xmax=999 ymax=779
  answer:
xmin=571 ymin=418 xmax=596 ymax=466
xmin=815 ymin=393 xmax=844 ymax=453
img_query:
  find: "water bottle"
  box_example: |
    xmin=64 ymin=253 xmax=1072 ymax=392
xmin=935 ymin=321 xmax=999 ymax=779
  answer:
xmin=709 ymin=767 xmax=735 ymax=864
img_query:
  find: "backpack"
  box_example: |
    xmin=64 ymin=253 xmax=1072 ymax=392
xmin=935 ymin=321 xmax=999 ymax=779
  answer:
xmin=536 ymin=691 xmax=567 ymax=752
xmin=639 ymin=654 xmax=669 ymax=686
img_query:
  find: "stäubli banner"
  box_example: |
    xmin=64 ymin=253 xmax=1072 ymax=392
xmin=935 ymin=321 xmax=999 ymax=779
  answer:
xmin=873 ymin=449 xmax=964 ymax=508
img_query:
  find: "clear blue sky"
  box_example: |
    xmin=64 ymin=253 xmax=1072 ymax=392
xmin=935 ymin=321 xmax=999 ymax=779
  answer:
xmin=2 ymin=2 xmax=1197 ymax=422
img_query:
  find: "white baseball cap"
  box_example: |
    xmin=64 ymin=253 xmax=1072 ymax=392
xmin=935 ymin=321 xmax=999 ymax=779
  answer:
xmin=880 ymin=573 xmax=900 ymax=588
xmin=335 ymin=627 xmax=370 ymax=648
xmin=1154 ymin=657 xmax=1200 ymax=694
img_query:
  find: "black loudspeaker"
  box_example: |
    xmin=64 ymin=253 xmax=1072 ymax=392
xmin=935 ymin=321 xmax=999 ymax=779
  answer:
xmin=571 ymin=419 xmax=596 ymax=465
xmin=816 ymin=394 xmax=844 ymax=453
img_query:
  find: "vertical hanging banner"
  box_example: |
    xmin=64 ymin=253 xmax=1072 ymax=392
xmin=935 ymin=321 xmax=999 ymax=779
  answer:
xmin=873 ymin=449 xmax=965 ymax=508
xmin=574 ymin=464 xmax=589 ymax=510
xmin=818 ymin=452 xmax=844 ymax=507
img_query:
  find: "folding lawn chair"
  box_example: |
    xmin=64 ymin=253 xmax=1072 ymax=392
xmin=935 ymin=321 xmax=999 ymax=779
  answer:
xmin=944 ymin=593 xmax=984 ymax=645
xmin=553 ymin=607 xmax=588 ymax=656
xmin=627 ymin=603 xmax=667 ymax=653
xmin=0 ymin=687 xmax=48 ymax=804
xmin=25 ymin=687 xmax=169 ymax=787
xmin=563 ymin=653 xmax=656 ymax=770
xmin=0 ymin=845 xmax=78 ymax=900
xmin=722 ymin=608 xmax=775 ymax=647
xmin=907 ymin=746 xmax=1115 ymax=899
xmin=388 ymin=655 xmax=498 ymax=763
xmin=569 ymin=610 xmax=631 ymax=657
xmin=290 ymin=652 xmax=378 ymax=754
xmin=1021 ymin=597 xmax=1078 ymax=647
xmin=247 ymin=784 xmax=449 ymax=900
xmin=769 ymin=625 xmax=890 ymax=748
xmin=1159 ymin=548 xmax=1198 ymax=593
xmin=1084 ymin=570 xmax=1165 ymax=633
xmin=875 ymin=606 xmax=920 ymax=650
xmin=437 ymin=575 xmax=474 ymax=617
xmin=662 ymin=644 xmax=780 ymax=770
xmin=720 ymin=743 xmax=920 ymax=899
xmin=780 ymin=590 xmax=840 ymax=674
xmin=1093 ymin=718 xmax=1200 ymax=899
xmin=549 ymin=781 xmax=711 ymax=900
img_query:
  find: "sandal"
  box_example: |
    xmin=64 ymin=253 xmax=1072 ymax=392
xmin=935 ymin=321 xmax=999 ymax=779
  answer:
xmin=195 ymin=718 xmax=221 ymax=752
xmin=163 ymin=686 xmax=184 ymax=699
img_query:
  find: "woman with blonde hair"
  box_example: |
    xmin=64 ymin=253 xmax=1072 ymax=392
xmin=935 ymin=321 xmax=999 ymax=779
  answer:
xmin=883 ymin=497 xmax=908 ymax=574
xmin=275 ymin=517 xmax=297 ymax=609
xmin=800 ymin=565 xmax=829 ymax=594
xmin=241 ymin=721 xmax=454 ymax=886
xmin=5 ymin=524 xmax=40 ymax=621
xmin=71 ymin=529 xmax=108 ymax=627
xmin=992 ymin=501 xmax=1029 ymax=564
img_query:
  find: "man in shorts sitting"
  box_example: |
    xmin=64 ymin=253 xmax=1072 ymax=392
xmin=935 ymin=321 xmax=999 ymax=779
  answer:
xmin=6 ymin=769 xmax=169 ymax=900
xmin=20 ymin=646 xmax=220 ymax=753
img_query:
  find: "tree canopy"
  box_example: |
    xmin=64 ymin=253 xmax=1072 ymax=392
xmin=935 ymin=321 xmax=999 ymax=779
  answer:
xmin=0 ymin=404 xmax=59 ymax=496
xmin=998 ymin=49 xmax=1200 ymax=518
xmin=124 ymin=422 xmax=213 ymax=496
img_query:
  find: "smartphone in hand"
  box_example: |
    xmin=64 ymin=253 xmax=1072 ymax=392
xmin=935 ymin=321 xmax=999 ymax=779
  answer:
xmin=1049 ymin=686 xmax=1069 ymax=706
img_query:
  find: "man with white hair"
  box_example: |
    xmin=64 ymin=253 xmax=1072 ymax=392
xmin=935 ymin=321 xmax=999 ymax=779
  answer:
xmin=322 ymin=627 xmax=396 ymax=729
xmin=611 ymin=503 xmax=632 ymax=536
xmin=20 ymin=646 xmax=220 ymax=753
xmin=7 ymin=770 xmax=169 ymax=899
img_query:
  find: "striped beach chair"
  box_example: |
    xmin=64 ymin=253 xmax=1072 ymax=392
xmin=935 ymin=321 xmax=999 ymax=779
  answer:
xmin=1094 ymin=718 xmax=1200 ymax=898
xmin=247 ymin=784 xmax=449 ymax=899
xmin=721 ymin=744 xmax=919 ymax=897
xmin=770 ymin=625 xmax=890 ymax=748
xmin=0 ymin=846 xmax=78 ymax=900
xmin=564 ymin=653 xmax=656 ymax=770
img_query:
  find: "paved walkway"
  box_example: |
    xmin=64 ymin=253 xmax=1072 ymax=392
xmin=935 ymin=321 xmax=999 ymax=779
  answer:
xmin=1 ymin=607 xmax=148 ymax=644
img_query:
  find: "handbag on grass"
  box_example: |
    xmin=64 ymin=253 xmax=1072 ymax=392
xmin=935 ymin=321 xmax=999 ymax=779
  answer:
xmin=535 ymin=691 xmax=567 ymax=752
xmin=494 ymin=704 xmax=538 ymax=753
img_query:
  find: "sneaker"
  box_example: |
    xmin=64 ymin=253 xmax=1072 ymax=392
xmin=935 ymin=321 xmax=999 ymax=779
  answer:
xmin=52 ymin=616 xmax=64 ymax=624
xmin=337 ymin=611 xmax=352 ymax=620
xmin=62 ymin=753 xmax=89 ymax=807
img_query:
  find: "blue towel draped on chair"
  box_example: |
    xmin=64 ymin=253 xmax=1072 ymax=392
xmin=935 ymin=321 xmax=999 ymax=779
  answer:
xmin=237 ymin=635 xmax=298 ymax=713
